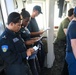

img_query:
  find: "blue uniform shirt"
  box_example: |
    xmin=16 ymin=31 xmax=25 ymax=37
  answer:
xmin=27 ymin=18 xmax=39 ymax=32
xmin=66 ymin=20 xmax=76 ymax=74
xmin=66 ymin=21 xmax=76 ymax=52
xmin=0 ymin=28 xmax=27 ymax=64
xmin=20 ymin=27 xmax=31 ymax=41
xmin=19 ymin=27 xmax=33 ymax=49
xmin=27 ymin=18 xmax=40 ymax=38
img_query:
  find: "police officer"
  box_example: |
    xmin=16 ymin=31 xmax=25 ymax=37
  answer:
xmin=20 ymin=8 xmax=37 ymax=48
xmin=20 ymin=8 xmax=41 ymax=75
xmin=0 ymin=12 xmax=34 ymax=75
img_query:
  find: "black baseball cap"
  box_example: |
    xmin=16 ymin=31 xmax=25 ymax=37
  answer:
xmin=7 ymin=12 xmax=22 ymax=25
xmin=33 ymin=5 xmax=43 ymax=14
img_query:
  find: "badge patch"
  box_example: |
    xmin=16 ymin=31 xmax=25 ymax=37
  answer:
xmin=13 ymin=38 xmax=19 ymax=42
xmin=23 ymin=31 xmax=26 ymax=33
xmin=1 ymin=45 xmax=8 ymax=52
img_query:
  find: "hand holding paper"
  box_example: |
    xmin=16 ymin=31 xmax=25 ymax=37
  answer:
xmin=33 ymin=46 xmax=39 ymax=51
xmin=36 ymin=36 xmax=43 ymax=42
xmin=26 ymin=46 xmax=39 ymax=60
xmin=43 ymin=27 xmax=50 ymax=32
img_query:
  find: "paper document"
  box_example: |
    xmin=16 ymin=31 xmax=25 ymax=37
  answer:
xmin=33 ymin=46 xmax=39 ymax=51
xmin=26 ymin=57 xmax=29 ymax=60
xmin=43 ymin=27 xmax=50 ymax=32
xmin=36 ymin=36 xmax=43 ymax=42
xmin=26 ymin=46 xmax=39 ymax=60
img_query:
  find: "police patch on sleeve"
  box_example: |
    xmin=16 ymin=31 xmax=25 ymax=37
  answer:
xmin=1 ymin=45 xmax=8 ymax=52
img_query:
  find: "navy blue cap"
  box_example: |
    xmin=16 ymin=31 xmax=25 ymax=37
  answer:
xmin=74 ymin=7 xmax=76 ymax=14
xmin=33 ymin=5 xmax=42 ymax=14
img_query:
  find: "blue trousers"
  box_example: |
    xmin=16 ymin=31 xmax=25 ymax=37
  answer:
xmin=66 ymin=52 xmax=76 ymax=75
xmin=28 ymin=56 xmax=40 ymax=75
xmin=5 ymin=63 xmax=32 ymax=75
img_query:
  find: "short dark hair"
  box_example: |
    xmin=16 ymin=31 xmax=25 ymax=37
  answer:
xmin=7 ymin=12 xmax=21 ymax=25
xmin=21 ymin=8 xmax=30 ymax=19
xmin=68 ymin=8 xmax=74 ymax=17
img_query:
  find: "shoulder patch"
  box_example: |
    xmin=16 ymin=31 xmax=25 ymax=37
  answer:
xmin=2 ymin=35 xmax=6 ymax=39
xmin=1 ymin=45 xmax=8 ymax=52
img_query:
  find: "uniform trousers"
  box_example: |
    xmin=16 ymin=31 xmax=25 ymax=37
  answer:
xmin=51 ymin=40 xmax=66 ymax=75
xmin=5 ymin=62 xmax=32 ymax=75
xmin=28 ymin=56 xmax=40 ymax=75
